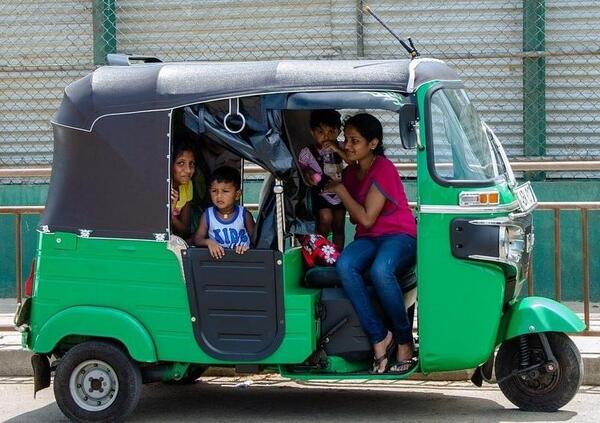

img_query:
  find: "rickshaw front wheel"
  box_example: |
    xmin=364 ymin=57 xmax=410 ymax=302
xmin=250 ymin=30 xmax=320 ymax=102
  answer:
xmin=495 ymin=332 xmax=582 ymax=412
xmin=54 ymin=340 xmax=142 ymax=422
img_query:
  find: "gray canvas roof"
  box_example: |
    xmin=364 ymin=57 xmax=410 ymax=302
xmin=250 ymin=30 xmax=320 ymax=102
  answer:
xmin=53 ymin=58 xmax=460 ymax=131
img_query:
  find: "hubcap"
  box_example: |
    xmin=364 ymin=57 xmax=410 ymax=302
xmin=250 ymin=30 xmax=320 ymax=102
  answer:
xmin=69 ymin=360 xmax=119 ymax=411
xmin=518 ymin=349 xmax=560 ymax=393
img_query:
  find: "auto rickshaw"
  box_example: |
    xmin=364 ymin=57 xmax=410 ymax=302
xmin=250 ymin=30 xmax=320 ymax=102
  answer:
xmin=14 ymin=55 xmax=585 ymax=422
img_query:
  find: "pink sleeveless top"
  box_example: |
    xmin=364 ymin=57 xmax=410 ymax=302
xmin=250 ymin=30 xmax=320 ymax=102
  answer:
xmin=343 ymin=156 xmax=416 ymax=239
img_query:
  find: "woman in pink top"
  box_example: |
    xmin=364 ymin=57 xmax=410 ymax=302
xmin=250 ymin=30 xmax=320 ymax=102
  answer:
xmin=324 ymin=113 xmax=417 ymax=374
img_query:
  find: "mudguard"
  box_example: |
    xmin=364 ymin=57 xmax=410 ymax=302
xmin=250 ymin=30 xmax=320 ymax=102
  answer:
xmin=32 ymin=306 xmax=157 ymax=362
xmin=496 ymin=296 xmax=585 ymax=344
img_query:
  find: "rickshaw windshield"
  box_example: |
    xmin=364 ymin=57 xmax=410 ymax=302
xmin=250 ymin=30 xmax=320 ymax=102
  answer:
xmin=428 ymin=87 xmax=508 ymax=185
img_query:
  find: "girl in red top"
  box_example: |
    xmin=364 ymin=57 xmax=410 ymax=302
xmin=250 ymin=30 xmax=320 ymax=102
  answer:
xmin=324 ymin=113 xmax=417 ymax=374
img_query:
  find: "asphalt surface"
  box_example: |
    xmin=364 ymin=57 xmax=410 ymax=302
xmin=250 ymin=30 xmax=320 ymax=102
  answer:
xmin=2 ymin=375 xmax=600 ymax=422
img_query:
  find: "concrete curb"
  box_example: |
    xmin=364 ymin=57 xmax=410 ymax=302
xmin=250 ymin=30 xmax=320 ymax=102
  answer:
xmin=2 ymin=347 xmax=599 ymax=385
xmin=0 ymin=347 xmax=32 ymax=377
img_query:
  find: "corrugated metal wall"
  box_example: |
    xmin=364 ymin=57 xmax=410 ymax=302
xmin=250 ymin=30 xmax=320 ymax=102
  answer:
xmin=0 ymin=1 xmax=92 ymax=167
xmin=117 ymin=0 xmax=337 ymax=60
xmin=1 ymin=1 xmax=600 ymax=171
xmin=545 ymin=1 xmax=600 ymax=159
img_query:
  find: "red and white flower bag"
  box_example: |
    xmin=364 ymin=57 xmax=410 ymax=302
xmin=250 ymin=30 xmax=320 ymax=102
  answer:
xmin=300 ymin=234 xmax=340 ymax=268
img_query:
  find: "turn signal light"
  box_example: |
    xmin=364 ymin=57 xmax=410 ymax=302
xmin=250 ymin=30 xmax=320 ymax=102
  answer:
xmin=459 ymin=191 xmax=500 ymax=207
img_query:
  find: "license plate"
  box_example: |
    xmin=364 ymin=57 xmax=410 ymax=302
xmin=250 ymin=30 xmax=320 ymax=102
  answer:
xmin=514 ymin=182 xmax=537 ymax=212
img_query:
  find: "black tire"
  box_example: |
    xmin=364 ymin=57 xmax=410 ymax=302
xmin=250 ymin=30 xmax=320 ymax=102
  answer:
xmin=495 ymin=332 xmax=583 ymax=412
xmin=165 ymin=365 xmax=207 ymax=385
xmin=54 ymin=341 xmax=142 ymax=422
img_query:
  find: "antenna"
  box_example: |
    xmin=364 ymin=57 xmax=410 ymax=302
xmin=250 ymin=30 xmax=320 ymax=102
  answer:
xmin=362 ymin=5 xmax=420 ymax=59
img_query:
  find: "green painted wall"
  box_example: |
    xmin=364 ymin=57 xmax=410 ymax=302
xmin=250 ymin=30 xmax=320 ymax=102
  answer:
xmin=1 ymin=180 xmax=598 ymax=301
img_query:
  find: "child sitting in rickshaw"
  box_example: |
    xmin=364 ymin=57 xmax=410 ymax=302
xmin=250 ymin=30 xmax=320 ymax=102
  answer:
xmin=298 ymin=110 xmax=349 ymax=250
xmin=193 ymin=166 xmax=255 ymax=259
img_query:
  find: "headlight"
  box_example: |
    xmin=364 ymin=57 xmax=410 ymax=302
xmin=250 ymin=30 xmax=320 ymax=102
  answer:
xmin=499 ymin=225 xmax=525 ymax=265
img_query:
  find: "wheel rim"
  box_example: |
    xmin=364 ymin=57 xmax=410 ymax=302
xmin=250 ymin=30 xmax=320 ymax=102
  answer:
xmin=69 ymin=359 xmax=119 ymax=412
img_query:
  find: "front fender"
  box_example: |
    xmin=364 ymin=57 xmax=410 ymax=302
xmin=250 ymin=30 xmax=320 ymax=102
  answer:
xmin=33 ymin=306 xmax=157 ymax=362
xmin=496 ymin=297 xmax=585 ymax=344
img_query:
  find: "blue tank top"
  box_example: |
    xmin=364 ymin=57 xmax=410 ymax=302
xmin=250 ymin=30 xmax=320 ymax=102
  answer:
xmin=206 ymin=206 xmax=250 ymax=248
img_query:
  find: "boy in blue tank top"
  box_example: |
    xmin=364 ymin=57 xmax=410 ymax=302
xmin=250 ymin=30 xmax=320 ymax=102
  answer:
xmin=193 ymin=166 xmax=255 ymax=259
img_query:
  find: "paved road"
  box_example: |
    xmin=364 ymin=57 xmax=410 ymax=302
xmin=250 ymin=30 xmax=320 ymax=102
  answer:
xmin=2 ymin=375 xmax=599 ymax=422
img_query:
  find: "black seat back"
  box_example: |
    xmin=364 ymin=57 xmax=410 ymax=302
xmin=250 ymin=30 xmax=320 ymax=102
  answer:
xmin=305 ymin=266 xmax=417 ymax=293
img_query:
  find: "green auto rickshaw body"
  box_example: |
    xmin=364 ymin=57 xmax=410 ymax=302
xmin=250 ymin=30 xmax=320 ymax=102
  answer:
xmin=28 ymin=233 xmax=318 ymax=366
xmin=18 ymin=59 xmax=584 ymax=387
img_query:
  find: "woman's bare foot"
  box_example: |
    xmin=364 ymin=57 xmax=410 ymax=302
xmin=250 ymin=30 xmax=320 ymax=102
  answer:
xmin=371 ymin=331 xmax=394 ymax=373
xmin=397 ymin=342 xmax=414 ymax=362
xmin=389 ymin=341 xmax=417 ymax=374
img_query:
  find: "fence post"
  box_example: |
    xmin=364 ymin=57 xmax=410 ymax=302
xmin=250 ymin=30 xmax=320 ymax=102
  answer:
xmin=93 ymin=0 xmax=117 ymax=65
xmin=523 ymin=0 xmax=546 ymax=181
xmin=15 ymin=214 xmax=22 ymax=303
xmin=356 ymin=0 xmax=365 ymax=57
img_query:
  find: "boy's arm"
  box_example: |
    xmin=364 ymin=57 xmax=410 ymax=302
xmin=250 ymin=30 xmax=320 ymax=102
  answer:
xmin=193 ymin=211 xmax=209 ymax=246
xmin=244 ymin=208 xmax=256 ymax=238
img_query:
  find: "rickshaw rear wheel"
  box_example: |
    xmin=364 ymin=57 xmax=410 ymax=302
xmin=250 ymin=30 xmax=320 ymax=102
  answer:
xmin=54 ymin=340 xmax=142 ymax=422
xmin=495 ymin=332 xmax=582 ymax=412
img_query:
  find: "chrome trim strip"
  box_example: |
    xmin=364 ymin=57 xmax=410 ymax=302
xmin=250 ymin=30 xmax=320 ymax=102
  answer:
xmin=419 ymin=200 xmax=519 ymax=214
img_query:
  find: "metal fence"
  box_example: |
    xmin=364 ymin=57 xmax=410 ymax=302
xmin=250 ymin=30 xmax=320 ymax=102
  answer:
xmin=2 ymin=200 xmax=598 ymax=335
xmin=1 ymin=1 xmax=600 ymax=182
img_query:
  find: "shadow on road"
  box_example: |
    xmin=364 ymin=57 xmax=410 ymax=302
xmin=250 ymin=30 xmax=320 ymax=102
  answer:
xmin=7 ymin=380 xmax=578 ymax=423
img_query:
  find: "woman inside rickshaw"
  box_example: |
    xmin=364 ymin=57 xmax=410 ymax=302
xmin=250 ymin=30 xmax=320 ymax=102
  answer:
xmin=325 ymin=113 xmax=417 ymax=374
xmin=170 ymin=142 xmax=197 ymax=240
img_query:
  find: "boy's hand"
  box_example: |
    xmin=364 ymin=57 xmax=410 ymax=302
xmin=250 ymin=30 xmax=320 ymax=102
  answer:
xmin=234 ymin=244 xmax=249 ymax=255
xmin=207 ymin=239 xmax=225 ymax=259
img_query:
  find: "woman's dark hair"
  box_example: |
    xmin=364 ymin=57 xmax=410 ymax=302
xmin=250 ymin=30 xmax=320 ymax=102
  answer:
xmin=172 ymin=142 xmax=196 ymax=162
xmin=309 ymin=109 xmax=342 ymax=130
xmin=344 ymin=113 xmax=385 ymax=156
xmin=210 ymin=166 xmax=241 ymax=190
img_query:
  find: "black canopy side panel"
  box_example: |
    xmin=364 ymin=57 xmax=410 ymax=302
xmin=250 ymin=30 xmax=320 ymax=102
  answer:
xmin=41 ymin=111 xmax=170 ymax=239
xmin=182 ymin=248 xmax=285 ymax=361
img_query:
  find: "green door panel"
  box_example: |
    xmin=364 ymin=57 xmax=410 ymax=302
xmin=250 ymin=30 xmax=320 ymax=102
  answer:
xmin=496 ymin=297 xmax=585 ymax=344
xmin=416 ymin=213 xmax=505 ymax=373
xmin=32 ymin=305 xmax=157 ymax=362
xmin=415 ymin=82 xmax=507 ymax=373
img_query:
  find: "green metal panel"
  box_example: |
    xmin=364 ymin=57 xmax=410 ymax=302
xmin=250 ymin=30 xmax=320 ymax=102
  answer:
xmin=496 ymin=296 xmax=585 ymax=344
xmin=523 ymin=0 xmax=546 ymax=180
xmin=26 ymin=232 xmax=318 ymax=365
xmin=32 ymin=306 xmax=157 ymax=362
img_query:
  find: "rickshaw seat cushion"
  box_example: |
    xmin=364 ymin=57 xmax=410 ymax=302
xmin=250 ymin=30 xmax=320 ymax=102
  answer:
xmin=304 ymin=266 xmax=416 ymax=293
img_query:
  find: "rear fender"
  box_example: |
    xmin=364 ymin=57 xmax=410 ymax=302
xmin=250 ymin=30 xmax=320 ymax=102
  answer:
xmin=496 ymin=297 xmax=585 ymax=344
xmin=33 ymin=306 xmax=157 ymax=362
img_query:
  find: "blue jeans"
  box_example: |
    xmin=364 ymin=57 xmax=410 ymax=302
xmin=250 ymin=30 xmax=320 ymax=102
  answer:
xmin=336 ymin=234 xmax=417 ymax=345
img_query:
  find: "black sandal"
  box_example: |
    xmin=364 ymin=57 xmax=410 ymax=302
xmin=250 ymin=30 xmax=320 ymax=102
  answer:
xmin=370 ymin=338 xmax=397 ymax=374
xmin=389 ymin=357 xmax=418 ymax=374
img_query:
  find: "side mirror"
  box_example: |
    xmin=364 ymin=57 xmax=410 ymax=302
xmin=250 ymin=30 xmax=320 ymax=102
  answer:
xmin=399 ymin=103 xmax=417 ymax=149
